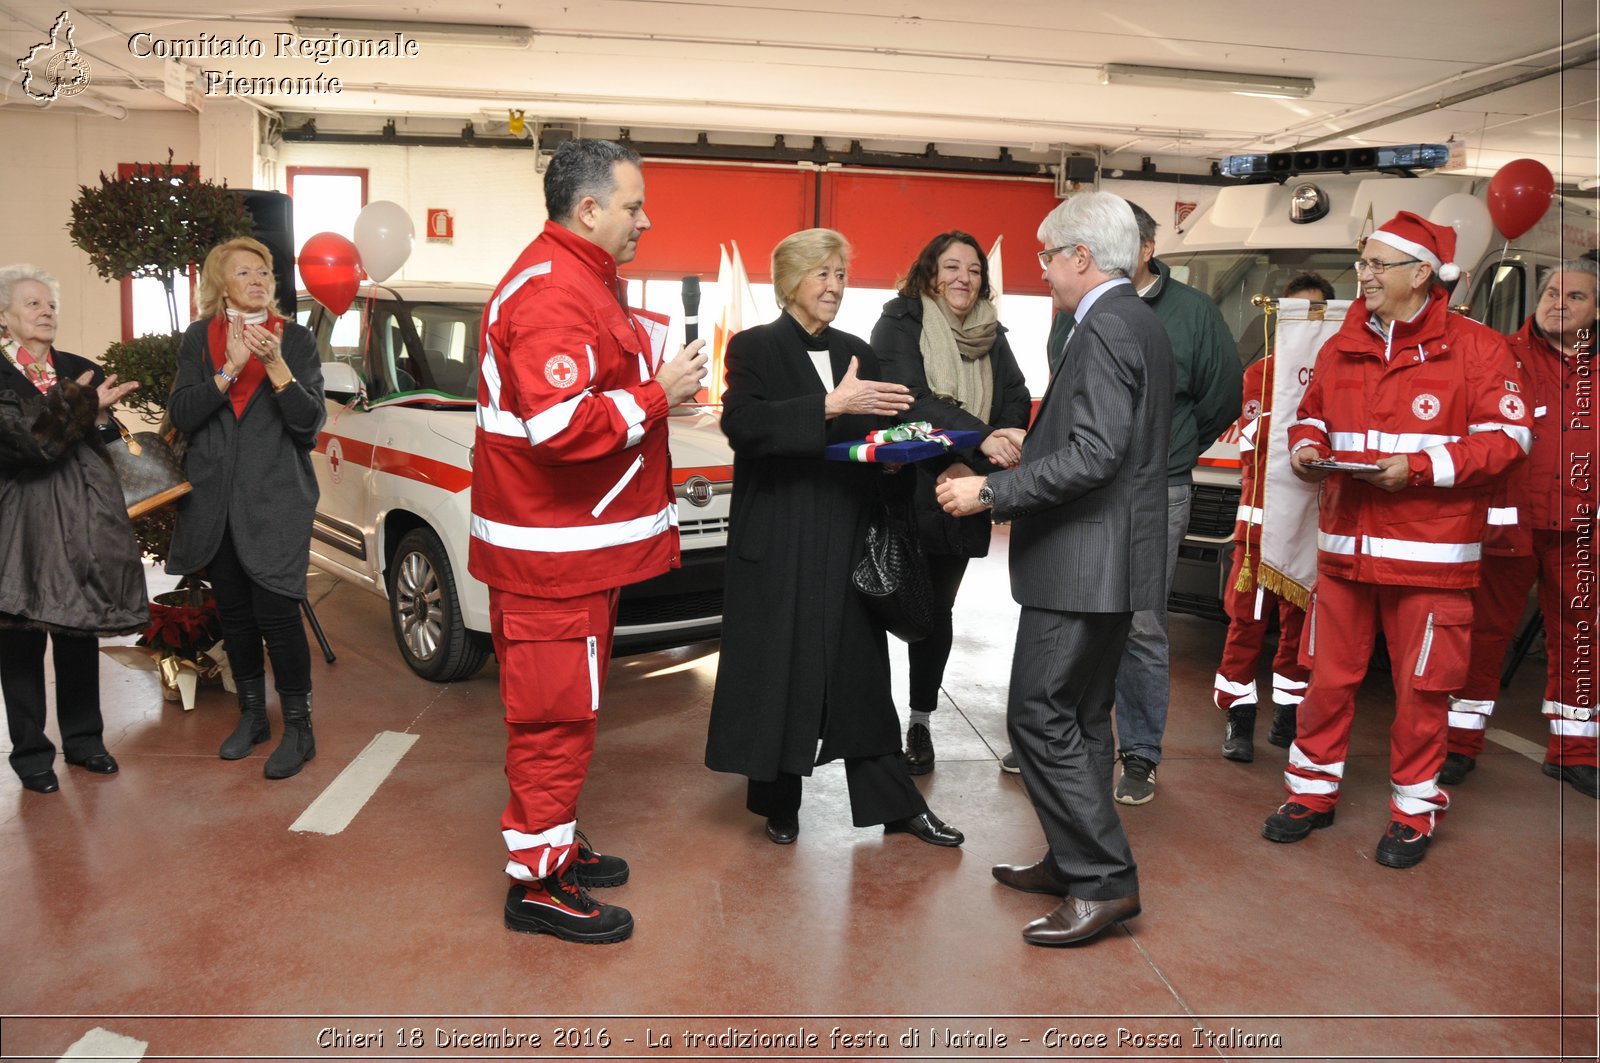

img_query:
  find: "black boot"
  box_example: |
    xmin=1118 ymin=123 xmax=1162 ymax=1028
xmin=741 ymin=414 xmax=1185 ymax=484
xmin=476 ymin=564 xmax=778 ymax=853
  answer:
xmin=219 ymin=675 xmax=270 ymax=760
xmin=1268 ymin=704 xmax=1297 ymax=749
xmin=264 ymin=692 xmax=316 ymax=779
xmin=1222 ymin=704 xmax=1256 ymax=762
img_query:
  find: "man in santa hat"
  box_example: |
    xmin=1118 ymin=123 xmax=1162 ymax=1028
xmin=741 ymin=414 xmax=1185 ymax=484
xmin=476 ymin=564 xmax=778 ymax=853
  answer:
xmin=1443 ymin=259 xmax=1599 ymax=799
xmin=1261 ymin=211 xmax=1531 ymax=867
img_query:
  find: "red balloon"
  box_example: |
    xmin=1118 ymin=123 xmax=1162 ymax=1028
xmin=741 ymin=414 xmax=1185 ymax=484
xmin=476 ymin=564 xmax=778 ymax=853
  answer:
xmin=298 ymin=232 xmax=362 ymax=315
xmin=1486 ymin=159 xmax=1555 ymax=240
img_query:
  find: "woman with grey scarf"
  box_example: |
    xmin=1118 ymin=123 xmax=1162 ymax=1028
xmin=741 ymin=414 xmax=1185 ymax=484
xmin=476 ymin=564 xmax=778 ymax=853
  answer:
xmin=870 ymin=231 xmax=1031 ymax=774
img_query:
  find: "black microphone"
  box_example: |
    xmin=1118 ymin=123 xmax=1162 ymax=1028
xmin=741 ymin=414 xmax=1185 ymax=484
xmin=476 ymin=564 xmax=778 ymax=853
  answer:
xmin=681 ymin=275 xmax=701 ymax=345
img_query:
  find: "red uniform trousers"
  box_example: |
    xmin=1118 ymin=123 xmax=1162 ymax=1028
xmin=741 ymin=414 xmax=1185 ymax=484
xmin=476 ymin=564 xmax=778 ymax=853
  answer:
xmin=1450 ymin=531 xmax=1600 ymax=767
xmin=1285 ymin=574 xmax=1469 ymax=834
xmin=490 ymin=586 xmax=620 ymax=883
xmin=1214 ymin=542 xmax=1309 ymax=713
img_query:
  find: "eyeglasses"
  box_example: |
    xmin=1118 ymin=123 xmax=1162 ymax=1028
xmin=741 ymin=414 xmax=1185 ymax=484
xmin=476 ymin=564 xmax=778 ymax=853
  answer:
xmin=231 ymin=269 xmax=273 ymax=282
xmin=1037 ymin=244 xmax=1075 ymax=269
xmin=1352 ymin=257 xmax=1421 ymax=275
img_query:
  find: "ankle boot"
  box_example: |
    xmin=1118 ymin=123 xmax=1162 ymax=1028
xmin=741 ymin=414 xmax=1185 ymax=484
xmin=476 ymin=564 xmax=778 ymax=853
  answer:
xmin=219 ymin=675 xmax=270 ymax=760
xmin=264 ymin=692 xmax=316 ymax=779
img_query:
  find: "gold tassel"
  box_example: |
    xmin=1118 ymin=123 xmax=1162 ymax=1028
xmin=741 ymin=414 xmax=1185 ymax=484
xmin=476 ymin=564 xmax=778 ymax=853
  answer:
xmin=1233 ymin=553 xmax=1255 ymax=593
xmin=1257 ymin=562 xmax=1312 ymax=611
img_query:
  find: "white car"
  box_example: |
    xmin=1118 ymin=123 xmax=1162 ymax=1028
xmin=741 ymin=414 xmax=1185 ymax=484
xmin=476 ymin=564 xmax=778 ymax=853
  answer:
xmin=297 ymin=282 xmax=733 ymax=681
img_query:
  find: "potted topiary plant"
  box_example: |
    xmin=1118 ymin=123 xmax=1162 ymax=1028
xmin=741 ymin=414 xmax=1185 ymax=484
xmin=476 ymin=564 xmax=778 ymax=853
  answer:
xmin=68 ymin=149 xmax=254 ymax=561
xmin=70 ymin=152 xmax=254 ymax=700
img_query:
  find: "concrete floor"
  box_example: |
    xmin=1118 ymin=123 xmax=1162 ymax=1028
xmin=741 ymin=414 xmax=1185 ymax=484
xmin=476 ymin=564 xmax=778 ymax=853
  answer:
xmin=1 ymin=530 xmax=1595 ymax=1062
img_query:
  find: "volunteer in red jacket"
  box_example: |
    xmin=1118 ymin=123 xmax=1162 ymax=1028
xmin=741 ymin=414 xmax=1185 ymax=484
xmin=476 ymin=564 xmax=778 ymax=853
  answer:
xmin=1213 ymin=274 xmax=1331 ymax=762
xmin=472 ymin=139 xmax=708 ymax=943
xmin=1262 ymin=212 xmax=1530 ymax=868
xmin=1443 ymin=260 xmax=1599 ymax=799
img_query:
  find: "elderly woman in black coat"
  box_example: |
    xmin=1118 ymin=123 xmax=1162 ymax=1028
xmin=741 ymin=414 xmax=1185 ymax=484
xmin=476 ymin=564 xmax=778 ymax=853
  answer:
xmin=167 ymin=237 xmax=325 ymax=779
xmin=705 ymin=228 xmax=963 ymax=848
xmin=870 ymin=231 xmax=1031 ymax=774
xmin=0 ymin=264 xmax=144 ymax=794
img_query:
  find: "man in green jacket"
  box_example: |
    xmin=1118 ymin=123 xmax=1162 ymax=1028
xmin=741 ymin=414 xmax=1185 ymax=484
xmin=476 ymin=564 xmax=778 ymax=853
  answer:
xmin=1003 ymin=202 xmax=1240 ymax=804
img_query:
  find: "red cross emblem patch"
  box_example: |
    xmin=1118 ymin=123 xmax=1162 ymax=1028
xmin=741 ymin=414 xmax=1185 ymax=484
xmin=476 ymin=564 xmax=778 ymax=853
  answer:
xmin=1499 ymin=393 xmax=1526 ymax=420
xmin=544 ymin=354 xmax=580 ymax=389
xmin=1243 ymin=399 xmax=1263 ymax=421
xmin=1411 ymin=393 xmax=1441 ymax=421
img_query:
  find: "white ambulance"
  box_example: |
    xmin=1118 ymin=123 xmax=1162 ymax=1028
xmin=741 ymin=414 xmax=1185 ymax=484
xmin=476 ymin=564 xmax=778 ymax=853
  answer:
xmin=297 ymin=283 xmax=734 ymax=681
xmin=1160 ymin=152 xmax=1599 ymax=619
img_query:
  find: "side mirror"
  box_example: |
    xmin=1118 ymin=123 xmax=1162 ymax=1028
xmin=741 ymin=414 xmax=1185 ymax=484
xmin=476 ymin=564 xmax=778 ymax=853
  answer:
xmin=321 ymin=361 xmax=364 ymax=402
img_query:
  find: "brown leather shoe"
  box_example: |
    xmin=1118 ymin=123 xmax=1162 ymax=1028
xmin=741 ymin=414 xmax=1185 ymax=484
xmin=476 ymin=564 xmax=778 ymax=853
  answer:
xmin=991 ymin=860 xmax=1070 ymax=896
xmin=1022 ymin=894 xmax=1141 ymax=947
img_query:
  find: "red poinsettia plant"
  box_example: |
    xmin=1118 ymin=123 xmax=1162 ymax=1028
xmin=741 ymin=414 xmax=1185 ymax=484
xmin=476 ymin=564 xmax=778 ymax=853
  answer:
xmin=139 ymin=590 xmax=220 ymax=661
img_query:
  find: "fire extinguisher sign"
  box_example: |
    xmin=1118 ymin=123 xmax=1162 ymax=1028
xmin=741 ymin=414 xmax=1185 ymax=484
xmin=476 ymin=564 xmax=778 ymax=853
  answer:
xmin=426 ymin=209 xmax=453 ymax=242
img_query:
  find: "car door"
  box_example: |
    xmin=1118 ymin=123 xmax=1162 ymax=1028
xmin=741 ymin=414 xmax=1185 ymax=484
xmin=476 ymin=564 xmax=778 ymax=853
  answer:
xmin=305 ymin=293 xmax=388 ymax=590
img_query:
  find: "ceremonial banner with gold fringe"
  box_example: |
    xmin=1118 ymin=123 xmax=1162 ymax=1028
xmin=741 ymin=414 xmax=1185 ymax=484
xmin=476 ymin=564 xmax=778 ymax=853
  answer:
xmin=1257 ymin=298 xmax=1349 ymax=609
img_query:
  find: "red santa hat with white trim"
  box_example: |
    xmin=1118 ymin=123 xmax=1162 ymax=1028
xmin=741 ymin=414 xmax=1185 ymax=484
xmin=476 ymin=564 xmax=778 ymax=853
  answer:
xmin=1368 ymin=210 xmax=1460 ymax=283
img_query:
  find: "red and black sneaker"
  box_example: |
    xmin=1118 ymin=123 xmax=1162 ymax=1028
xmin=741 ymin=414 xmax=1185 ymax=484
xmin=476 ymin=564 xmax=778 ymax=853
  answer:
xmin=504 ymin=872 xmax=634 ymax=944
xmin=1261 ymin=801 xmax=1336 ymax=843
xmin=571 ymin=829 xmax=629 ymax=888
xmin=1375 ymin=821 xmax=1431 ymax=869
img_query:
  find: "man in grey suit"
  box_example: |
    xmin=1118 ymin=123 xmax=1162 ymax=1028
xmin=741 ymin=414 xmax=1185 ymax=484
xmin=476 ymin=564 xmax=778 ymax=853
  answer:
xmin=937 ymin=192 xmax=1174 ymax=946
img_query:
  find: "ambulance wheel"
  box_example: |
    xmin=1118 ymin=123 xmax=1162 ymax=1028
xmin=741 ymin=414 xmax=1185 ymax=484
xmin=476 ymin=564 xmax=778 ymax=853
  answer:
xmin=388 ymin=527 xmax=490 ymax=682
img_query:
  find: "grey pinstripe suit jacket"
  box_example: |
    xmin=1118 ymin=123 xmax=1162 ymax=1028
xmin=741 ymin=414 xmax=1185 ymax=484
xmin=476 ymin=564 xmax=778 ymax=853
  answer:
xmin=988 ymin=283 xmax=1174 ymax=613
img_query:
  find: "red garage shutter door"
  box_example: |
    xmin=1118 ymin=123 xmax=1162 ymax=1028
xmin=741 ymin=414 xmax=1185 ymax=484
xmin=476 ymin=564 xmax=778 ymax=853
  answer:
xmin=821 ymin=171 xmax=1058 ymax=294
xmin=627 ymin=162 xmax=816 ymax=281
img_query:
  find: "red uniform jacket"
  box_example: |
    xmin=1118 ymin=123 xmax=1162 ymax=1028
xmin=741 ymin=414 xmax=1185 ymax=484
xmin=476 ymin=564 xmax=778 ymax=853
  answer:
xmin=470 ymin=221 xmax=677 ymax=599
xmin=1482 ymin=318 xmax=1599 ymax=556
xmin=1288 ymin=292 xmax=1531 ymax=589
xmin=1234 ymin=356 xmax=1271 ymax=545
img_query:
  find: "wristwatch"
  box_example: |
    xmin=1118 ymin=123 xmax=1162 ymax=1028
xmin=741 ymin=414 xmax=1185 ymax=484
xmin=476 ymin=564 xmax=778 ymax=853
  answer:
xmin=977 ymin=480 xmax=995 ymax=509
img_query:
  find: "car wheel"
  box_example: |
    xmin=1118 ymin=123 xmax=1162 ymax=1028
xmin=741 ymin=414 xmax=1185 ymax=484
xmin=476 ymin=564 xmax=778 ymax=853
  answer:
xmin=387 ymin=526 xmax=490 ymax=682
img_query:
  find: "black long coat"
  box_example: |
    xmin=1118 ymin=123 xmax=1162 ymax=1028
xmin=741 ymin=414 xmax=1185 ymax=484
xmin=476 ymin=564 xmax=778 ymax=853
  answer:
xmin=0 ymin=351 xmax=146 ymax=635
xmin=704 ymin=315 xmax=904 ymax=781
xmin=869 ymin=296 xmax=1033 ymax=557
xmin=165 ymin=319 xmax=325 ymax=599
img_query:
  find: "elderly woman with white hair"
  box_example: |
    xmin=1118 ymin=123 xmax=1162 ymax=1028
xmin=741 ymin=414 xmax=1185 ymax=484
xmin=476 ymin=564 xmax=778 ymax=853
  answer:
xmin=705 ymin=227 xmax=964 ymax=849
xmin=0 ymin=264 xmax=144 ymax=794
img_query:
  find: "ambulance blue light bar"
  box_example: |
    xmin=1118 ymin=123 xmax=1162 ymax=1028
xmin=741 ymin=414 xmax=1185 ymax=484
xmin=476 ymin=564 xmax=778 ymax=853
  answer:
xmin=1219 ymin=144 xmax=1452 ymax=178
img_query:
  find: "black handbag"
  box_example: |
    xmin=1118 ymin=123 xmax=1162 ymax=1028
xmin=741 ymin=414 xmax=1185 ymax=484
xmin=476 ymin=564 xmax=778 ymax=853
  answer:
xmin=853 ymin=500 xmax=936 ymax=643
xmin=105 ymin=420 xmax=191 ymax=519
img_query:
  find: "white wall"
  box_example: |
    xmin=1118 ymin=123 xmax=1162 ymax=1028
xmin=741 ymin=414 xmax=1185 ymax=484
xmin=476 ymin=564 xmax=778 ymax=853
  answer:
xmin=275 ymin=142 xmax=546 ymax=287
xmin=0 ymin=109 xmax=200 ymax=361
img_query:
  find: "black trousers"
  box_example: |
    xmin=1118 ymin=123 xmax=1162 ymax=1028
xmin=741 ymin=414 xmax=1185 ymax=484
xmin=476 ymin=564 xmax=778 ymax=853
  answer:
xmin=0 ymin=628 xmax=105 ymax=776
xmin=906 ymin=554 xmax=971 ymax=713
xmin=207 ymin=526 xmax=311 ymax=695
xmin=746 ymin=754 xmax=927 ymax=828
xmin=1007 ymin=606 xmax=1139 ymax=901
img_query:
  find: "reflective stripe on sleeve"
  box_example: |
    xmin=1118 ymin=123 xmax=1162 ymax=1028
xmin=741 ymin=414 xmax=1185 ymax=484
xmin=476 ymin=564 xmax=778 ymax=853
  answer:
xmin=1424 ymin=443 xmax=1456 ymax=488
xmin=1470 ymin=421 xmax=1533 ymax=454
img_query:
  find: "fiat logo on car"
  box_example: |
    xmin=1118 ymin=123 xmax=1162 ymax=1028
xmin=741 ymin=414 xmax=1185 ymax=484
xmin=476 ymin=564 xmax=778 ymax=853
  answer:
xmin=683 ymin=475 xmax=714 ymax=507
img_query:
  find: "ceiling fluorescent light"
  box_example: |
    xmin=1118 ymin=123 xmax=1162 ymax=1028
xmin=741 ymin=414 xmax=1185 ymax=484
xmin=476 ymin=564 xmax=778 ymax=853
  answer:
xmin=289 ymin=17 xmax=533 ymax=49
xmin=1100 ymin=63 xmax=1314 ymax=99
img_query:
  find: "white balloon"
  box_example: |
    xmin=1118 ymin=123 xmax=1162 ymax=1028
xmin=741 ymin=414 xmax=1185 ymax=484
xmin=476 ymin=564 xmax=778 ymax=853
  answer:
xmin=353 ymin=200 xmax=415 ymax=283
xmin=1427 ymin=193 xmax=1494 ymax=274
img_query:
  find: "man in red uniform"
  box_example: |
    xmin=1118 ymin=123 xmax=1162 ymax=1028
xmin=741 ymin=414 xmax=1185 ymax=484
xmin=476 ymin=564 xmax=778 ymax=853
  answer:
xmin=1262 ymin=212 xmax=1530 ymax=868
xmin=1443 ymin=260 xmax=1599 ymax=798
xmin=472 ymin=139 xmax=708 ymax=941
xmin=1213 ymin=274 xmax=1332 ymax=762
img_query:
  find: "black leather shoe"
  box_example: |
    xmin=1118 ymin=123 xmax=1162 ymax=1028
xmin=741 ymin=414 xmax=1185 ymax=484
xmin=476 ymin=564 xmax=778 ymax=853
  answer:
xmin=905 ymin=723 xmax=934 ymax=776
xmin=765 ymin=815 xmax=799 ymax=845
xmin=1543 ymin=761 xmax=1600 ymax=799
xmin=1023 ymin=894 xmax=1141 ymax=946
xmin=65 ymin=752 xmax=118 ymax=775
xmin=884 ymin=811 xmax=963 ymax=847
xmin=992 ymin=860 xmax=1070 ymax=896
xmin=19 ymin=769 xmax=59 ymax=793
